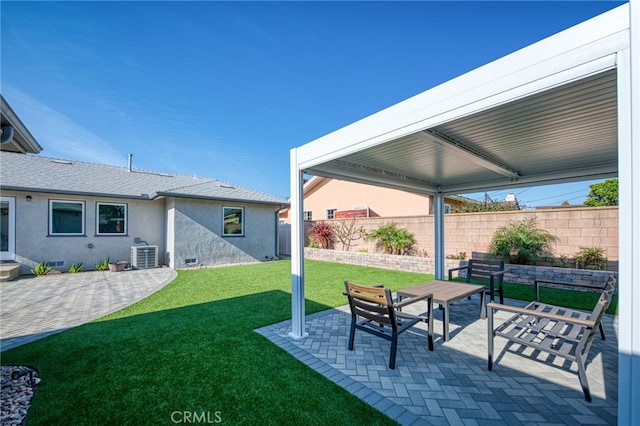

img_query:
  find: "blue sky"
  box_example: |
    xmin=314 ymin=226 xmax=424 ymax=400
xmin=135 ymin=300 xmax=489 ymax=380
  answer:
xmin=1 ymin=1 xmax=623 ymax=205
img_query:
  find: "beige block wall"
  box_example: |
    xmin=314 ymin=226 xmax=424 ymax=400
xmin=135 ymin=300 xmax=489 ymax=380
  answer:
xmin=309 ymin=206 xmax=618 ymax=262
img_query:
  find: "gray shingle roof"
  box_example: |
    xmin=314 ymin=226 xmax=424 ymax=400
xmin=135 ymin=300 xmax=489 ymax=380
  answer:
xmin=0 ymin=152 xmax=288 ymax=206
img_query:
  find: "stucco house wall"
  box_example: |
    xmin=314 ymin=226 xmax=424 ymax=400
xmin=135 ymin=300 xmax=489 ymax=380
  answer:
xmin=167 ymin=198 xmax=280 ymax=268
xmin=1 ymin=151 xmax=288 ymax=275
xmin=279 ymin=176 xmax=468 ymax=223
xmin=4 ymin=190 xmax=165 ymax=274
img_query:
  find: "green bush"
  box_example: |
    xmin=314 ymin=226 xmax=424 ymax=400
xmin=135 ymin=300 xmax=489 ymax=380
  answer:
xmin=574 ymin=246 xmax=607 ymax=270
xmin=365 ymin=222 xmax=416 ymax=255
xmin=95 ymin=257 xmax=110 ymax=271
xmin=488 ymin=216 xmax=559 ymax=265
xmin=68 ymin=262 xmax=83 ymax=273
xmin=31 ymin=262 xmax=53 ymax=276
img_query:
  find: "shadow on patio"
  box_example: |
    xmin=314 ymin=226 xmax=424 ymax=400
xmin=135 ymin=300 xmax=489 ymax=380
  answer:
xmin=257 ymin=296 xmax=618 ymax=425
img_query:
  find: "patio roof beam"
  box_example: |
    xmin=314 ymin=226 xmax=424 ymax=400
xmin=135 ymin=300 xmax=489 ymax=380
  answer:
xmin=304 ymin=160 xmax=440 ymax=195
xmin=438 ymin=163 xmax=618 ymax=195
xmin=422 ymin=129 xmax=520 ymax=181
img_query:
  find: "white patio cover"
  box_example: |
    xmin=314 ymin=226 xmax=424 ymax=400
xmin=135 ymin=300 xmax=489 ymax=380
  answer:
xmin=290 ymin=3 xmax=638 ymax=424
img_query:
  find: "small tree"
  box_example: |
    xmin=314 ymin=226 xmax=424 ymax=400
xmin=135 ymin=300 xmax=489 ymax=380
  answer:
xmin=454 ymin=193 xmax=522 ymax=212
xmin=308 ymin=221 xmax=335 ymax=249
xmin=488 ymin=216 xmax=560 ymax=265
xmin=366 ymin=223 xmax=416 ymax=255
xmin=334 ymin=219 xmax=366 ymax=251
xmin=583 ymin=178 xmax=618 ymax=207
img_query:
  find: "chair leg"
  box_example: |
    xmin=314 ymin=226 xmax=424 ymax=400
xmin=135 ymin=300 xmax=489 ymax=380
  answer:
xmin=576 ymin=355 xmax=592 ymax=402
xmin=487 ymin=307 xmax=494 ymax=371
xmin=599 ymin=322 xmax=606 ymax=340
xmin=389 ymin=334 xmax=398 ymax=369
xmin=348 ymin=318 xmax=356 ymax=351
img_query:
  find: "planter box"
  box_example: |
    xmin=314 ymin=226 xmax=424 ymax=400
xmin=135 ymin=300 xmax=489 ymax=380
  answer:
xmin=303 ymin=248 xmax=616 ymax=289
xmin=108 ymin=261 xmax=127 ymax=272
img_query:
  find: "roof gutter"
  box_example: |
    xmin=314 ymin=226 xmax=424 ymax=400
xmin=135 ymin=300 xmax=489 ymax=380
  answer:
xmin=153 ymin=191 xmax=289 ymax=207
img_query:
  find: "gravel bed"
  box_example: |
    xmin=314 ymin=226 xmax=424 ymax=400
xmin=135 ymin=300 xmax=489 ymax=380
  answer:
xmin=1 ymin=366 xmax=40 ymax=425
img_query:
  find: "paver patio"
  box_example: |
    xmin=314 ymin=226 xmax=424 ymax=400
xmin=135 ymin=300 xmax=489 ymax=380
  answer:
xmin=257 ymin=295 xmax=618 ymax=425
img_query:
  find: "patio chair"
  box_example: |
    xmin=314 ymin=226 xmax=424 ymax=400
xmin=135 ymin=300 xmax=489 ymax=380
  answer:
xmin=487 ymin=276 xmax=616 ymax=402
xmin=448 ymin=259 xmax=506 ymax=303
xmin=344 ymin=281 xmax=433 ymax=369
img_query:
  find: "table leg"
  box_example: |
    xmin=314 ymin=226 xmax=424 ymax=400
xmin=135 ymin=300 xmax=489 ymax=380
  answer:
xmin=443 ymin=303 xmax=450 ymax=341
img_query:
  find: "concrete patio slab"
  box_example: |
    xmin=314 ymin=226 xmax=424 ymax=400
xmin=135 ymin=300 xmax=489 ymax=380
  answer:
xmin=0 ymin=267 xmax=176 ymax=351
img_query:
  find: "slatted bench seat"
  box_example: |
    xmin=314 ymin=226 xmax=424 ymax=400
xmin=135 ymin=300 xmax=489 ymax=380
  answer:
xmin=487 ymin=276 xmax=616 ymax=402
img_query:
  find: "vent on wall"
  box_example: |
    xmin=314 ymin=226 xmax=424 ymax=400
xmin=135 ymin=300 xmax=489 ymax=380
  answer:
xmin=131 ymin=245 xmax=158 ymax=269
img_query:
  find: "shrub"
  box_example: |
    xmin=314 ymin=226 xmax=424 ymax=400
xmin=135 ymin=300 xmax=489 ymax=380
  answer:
xmin=488 ymin=216 xmax=560 ymax=265
xmin=96 ymin=257 xmax=110 ymax=271
xmin=68 ymin=262 xmax=83 ymax=273
xmin=365 ymin=223 xmax=416 ymax=255
xmin=308 ymin=221 xmax=335 ymax=249
xmin=574 ymin=246 xmax=607 ymax=270
xmin=446 ymin=252 xmax=467 ymax=260
xmin=31 ymin=262 xmax=53 ymax=276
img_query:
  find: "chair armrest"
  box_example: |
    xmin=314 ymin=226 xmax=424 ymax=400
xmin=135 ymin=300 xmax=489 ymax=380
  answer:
xmin=448 ymin=266 xmax=468 ymax=281
xmin=394 ymin=292 xmax=432 ymax=310
xmin=487 ymin=302 xmax=596 ymax=328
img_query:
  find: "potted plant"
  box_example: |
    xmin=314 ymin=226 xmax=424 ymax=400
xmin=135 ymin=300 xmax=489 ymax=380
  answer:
xmin=108 ymin=261 xmax=128 ymax=272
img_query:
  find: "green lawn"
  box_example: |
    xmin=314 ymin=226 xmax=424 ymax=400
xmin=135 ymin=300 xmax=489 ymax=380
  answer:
xmin=1 ymin=260 xmax=433 ymax=425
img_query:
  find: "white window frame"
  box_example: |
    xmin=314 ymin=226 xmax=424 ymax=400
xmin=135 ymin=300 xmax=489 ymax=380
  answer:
xmin=326 ymin=208 xmax=337 ymax=219
xmin=444 ymin=203 xmax=452 ymax=214
xmin=303 ymin=211 xmax=312 ymax=221
xmin=96 ymin=202 xmax=128 ymax=235
xmin=0 ymin=197 xmax=16 ymax=261
xmin=223 ymin=206 xmax=244 ymax=236
xmin=49 ymin=199 xmax=85 ymax=236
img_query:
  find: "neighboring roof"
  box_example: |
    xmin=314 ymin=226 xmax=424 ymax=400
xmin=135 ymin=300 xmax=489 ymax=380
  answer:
xmin=0 ymin=152 xmax=288 ymax=206
xmin=0 ymin=95 xmax=43 ymax=154
xmin=295 ymin=5 xmax=626 ymax=196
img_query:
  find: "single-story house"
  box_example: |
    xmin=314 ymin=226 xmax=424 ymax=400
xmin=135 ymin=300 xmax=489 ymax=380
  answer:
xmin=1 ymin=97 xmax=288 ymax=276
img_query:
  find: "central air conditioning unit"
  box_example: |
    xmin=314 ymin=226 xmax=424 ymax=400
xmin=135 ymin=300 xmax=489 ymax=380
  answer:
xmin=131 ymin=245 xmax=158 ymax=269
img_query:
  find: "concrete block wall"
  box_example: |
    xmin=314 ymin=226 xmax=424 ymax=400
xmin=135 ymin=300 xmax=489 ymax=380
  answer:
xmin=304 ymin=248 xmax=616 ymax=289
xmin=306 ymin=206 xmax=618 ymax=263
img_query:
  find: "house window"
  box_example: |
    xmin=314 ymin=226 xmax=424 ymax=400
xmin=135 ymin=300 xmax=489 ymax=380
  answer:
xmin=444 ymin=204 xmax=452 ymax=214
xmin=97 ymin=202 xmax=127 ymax=235
xmin=49 ymin=200 xmax=85 ymax=235
xmin=223 ymin=206 xmax=244 ymax=236
xmin=326 ymin=208 xmax=337 ymax=219
xmin=303 ymin=211 xmax=312 ymax=221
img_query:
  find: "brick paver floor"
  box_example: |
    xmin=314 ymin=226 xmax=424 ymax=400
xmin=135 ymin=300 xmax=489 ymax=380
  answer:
xmin=257 ymin=295 xmax=618 ymax=425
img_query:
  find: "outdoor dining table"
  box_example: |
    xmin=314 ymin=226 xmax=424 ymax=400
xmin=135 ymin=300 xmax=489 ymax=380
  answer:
xmin=397 ymin=280 xmax=486 ymax=341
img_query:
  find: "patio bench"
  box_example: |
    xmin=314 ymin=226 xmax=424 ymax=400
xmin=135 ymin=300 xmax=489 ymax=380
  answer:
xmin=487 ymin=275 xmax=616 ymax=402
xmin=448 ymin=259 xmax=506 ymax=303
